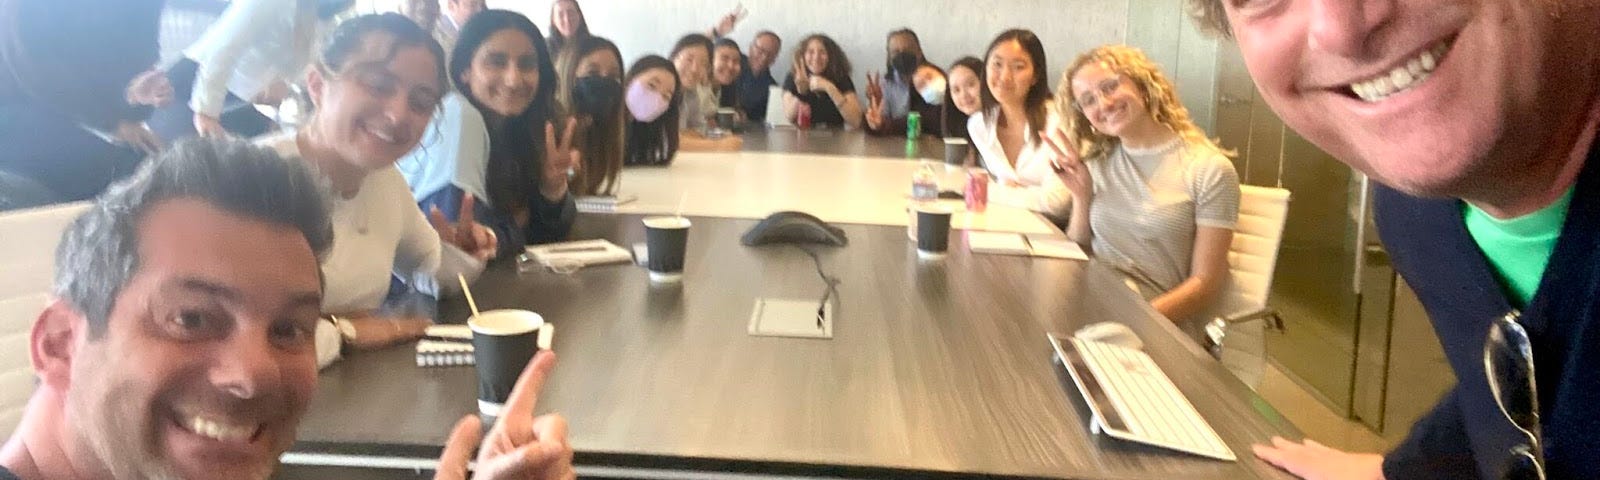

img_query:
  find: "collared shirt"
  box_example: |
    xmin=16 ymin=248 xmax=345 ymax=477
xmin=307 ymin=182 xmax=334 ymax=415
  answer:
xmin=966 ymin=105 xmax=1072 ymax=218
xmin=735 ymin=66 xmax=777 ymax=121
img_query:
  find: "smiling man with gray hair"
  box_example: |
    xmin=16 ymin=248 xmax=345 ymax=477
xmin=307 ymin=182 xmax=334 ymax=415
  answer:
xmin=1184 ymin=0 xmax=1600 ymax=479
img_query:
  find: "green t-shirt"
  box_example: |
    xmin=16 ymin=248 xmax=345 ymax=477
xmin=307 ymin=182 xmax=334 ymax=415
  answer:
xmin=1462 ymin=187 xmax=1575 ymax=307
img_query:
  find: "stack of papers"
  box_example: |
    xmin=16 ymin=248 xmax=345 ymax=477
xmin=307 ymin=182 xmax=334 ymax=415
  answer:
xmin=966 ymin=232 xmax=1089 ymax=260
xmin=575 ymin=195 xmax=638 ymax=213
xmin=525 ymin=239 xmax=634 ymax=268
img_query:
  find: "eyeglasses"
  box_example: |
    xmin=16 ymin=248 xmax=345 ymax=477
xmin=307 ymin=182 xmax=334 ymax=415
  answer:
xmin=326 ymin=64 xmax=444 ymax=115
xmin=1071 ymin=76 xmax=1124 ymax=112
xmin=1483 ymin=311 xmax=1545 ymax=480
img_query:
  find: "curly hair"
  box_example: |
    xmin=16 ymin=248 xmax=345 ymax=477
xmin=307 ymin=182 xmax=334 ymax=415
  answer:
xmin=1185 ymin=0 xmax=1232 ymax=37
xmin=792 ymin=34 xmax=852 ymax=86
xmin=1057 ymin=45 xmax=1230 ymax=161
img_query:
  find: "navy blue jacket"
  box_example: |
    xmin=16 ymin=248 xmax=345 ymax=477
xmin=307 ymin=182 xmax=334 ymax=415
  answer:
xmin=1375 ymin=136 xmax=1600 ymax=479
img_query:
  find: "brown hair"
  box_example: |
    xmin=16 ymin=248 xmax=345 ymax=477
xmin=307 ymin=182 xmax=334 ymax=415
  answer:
xmin=792 ymin=34 xmax=852 ymax=86
xmin=554 ymin=35 xmax=624 ymax=195
xmin=1058 ymin=45 xmax=1230 ymax=161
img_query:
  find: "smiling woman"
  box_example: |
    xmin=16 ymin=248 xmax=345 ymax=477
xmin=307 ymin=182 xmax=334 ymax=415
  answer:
xmin=252 ymin=13 xmax=497 ymax=369
xmin=398 ymin=9 xmax=579 ymax=261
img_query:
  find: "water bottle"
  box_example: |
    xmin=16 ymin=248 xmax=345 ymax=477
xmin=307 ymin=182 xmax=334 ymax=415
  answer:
xmin=912 ymin=161 xmax=939 ymax=202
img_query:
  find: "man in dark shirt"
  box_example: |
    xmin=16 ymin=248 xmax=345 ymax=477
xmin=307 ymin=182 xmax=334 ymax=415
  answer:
xmin=1182 ymin=0 xmax=1600 ymax=479
xmin=735 ymin=30 xmax=781 ymax=122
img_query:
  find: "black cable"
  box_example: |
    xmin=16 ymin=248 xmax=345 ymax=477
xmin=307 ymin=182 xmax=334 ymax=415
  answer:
xmin=794 ymin=245 xmax=841 ymax=330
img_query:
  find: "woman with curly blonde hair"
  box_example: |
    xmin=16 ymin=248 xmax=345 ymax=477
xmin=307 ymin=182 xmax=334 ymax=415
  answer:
xmin=1042 ymin=44 xmax=1241 ymax=329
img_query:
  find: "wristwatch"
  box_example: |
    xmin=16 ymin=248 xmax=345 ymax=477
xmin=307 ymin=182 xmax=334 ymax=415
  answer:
xmin=329 ymin=314 xmax=358 ymax=343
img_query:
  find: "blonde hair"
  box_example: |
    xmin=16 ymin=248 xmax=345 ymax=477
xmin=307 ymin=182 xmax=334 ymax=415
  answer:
xmin=1057 ymin=45 xmax=1230 ymax=161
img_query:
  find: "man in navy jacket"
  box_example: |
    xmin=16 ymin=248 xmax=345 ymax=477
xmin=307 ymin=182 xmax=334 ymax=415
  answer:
xmin=1183 ymin=0 xmax=1600 ymax=478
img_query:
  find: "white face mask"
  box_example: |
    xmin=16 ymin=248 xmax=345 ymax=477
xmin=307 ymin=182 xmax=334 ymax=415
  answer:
xmin=919 ymin=77 xmax=947 ymax=105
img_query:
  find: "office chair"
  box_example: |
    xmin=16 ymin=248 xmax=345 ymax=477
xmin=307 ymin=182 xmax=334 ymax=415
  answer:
xmin=1202 ymin=185 xmax=1291 ymax=389
xmin=0 ymin=202 xmax=90 ymax=437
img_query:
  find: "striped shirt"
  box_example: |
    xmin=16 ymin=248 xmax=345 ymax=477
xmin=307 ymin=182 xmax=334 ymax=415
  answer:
xmin=1088 ymin=137 xmax=1239 ymax=296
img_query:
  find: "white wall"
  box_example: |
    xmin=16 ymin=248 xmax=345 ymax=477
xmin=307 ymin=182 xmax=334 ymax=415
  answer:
xmin=357 ymin=0 xmax=1130 ymax=98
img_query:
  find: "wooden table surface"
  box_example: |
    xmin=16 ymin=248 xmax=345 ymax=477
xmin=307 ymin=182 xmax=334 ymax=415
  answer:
xmin=281 ymin=214 xmax=1299 ymax=480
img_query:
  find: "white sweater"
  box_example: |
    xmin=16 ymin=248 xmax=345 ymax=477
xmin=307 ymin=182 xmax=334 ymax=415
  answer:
xmin=258 ymin=132 xmax=484 ymax=368
xmin=966 ymin=105 xmax=1073 ymax=219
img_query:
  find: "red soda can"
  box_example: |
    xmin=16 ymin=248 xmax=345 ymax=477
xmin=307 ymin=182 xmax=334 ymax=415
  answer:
xmin=965 ymin=169 xmax=990 ymax=213
xmin=797 ymin=103 xmax=812 ymax=129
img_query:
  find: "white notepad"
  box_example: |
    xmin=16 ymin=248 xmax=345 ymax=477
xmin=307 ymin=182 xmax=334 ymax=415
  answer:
xmin=747 ymin=298 xmax=833 ymax=339
xmin=526 ymin=239 xmax=634 ymax=268
xmin=965 ymin=232 xmax=1088 ymax=260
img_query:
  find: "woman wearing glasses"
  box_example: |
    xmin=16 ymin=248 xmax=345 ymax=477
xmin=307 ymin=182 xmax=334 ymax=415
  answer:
xmin=1044 ymin=45 xmax=1240 ymax=329
xmin=967 ymin=29 xmax=1071 ymax=220
xmin=255 ymin=14 xmax=497 ymax=367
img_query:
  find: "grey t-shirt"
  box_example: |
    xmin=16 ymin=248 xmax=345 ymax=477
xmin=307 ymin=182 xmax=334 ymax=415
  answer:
xmin=1087 ymin=138 xmax=1240 ymax=297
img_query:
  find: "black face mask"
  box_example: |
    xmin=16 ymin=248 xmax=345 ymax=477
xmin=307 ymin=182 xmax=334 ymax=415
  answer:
xmin=890 ymin=52 xmax=920 ymax=76
xmin=573 ymin=75 xmax=623 ymax=116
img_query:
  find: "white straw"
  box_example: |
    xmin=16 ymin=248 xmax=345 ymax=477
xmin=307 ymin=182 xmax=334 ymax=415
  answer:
xmin=458 ymin=273 xmax=481 ymax=319
xmin=674 ymin=192 xmax=688 ymax=219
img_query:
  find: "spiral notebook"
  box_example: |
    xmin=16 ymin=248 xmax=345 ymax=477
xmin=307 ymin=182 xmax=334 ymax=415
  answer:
xmin=416 ymin=339 xmax=475 ymax=367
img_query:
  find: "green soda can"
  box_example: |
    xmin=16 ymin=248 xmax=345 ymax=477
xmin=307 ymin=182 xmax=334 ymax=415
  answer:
xmin=907 ymin=111 xmax=922 ymax=139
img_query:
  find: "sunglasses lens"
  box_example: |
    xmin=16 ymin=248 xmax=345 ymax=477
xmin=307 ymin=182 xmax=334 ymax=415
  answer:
xmin=1485 ymin=316 xmax=1538 ymax=430
xmin=1501 ymin=445 xmax=1544 ymax=480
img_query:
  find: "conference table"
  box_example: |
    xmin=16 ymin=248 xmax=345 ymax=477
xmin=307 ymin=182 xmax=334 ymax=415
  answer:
xmin=276 ymin=128 xmax=1300 ymax=479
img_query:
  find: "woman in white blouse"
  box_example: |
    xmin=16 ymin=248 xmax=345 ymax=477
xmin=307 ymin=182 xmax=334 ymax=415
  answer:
xmin=966 ymin=29 xmax=1071 ymax=221
xmin=150 ymin=0 xmax=351 ymax=140
xmin=257 ymin=13 xmax=498 ymax=368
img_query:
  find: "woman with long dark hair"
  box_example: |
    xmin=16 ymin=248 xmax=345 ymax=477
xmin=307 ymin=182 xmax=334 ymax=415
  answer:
xmin=399 ymin=9 xmax=579 ymax=259
xmin=967 ymin=29 xmax=1069 ymax=219
xmin=553 ymin=35 xmax=624 ymax=195
xmin=939 ymin=56 xmax=984 ymax=163
xmin=622 ymin=55 xmax=682 ymax=166
xmin=672 ymin=33 xmax=741 ymax=150
xmin=781 ymin=34 xmax=862 ymax=129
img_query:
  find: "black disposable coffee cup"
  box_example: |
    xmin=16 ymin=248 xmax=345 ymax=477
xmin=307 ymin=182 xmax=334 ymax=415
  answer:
xmin=644 ymin=216 xmax=692 ymax=282
xmin=469 ymin=309 xmax=546 ymax=419
xmin=915 ymin=206 xmax=954 ymax=259
xmin=943 ymin=138 xmax=970 ymax=166
xmin=715 ymin=108 xmax=739 ymax=132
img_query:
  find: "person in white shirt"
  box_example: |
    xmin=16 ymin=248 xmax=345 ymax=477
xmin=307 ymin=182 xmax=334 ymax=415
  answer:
xmin=437 ymin=0 xmax=485 ymax=55
xmin=1043 ymin=44 xmax=1240 ymax=329
xmin=149 ymin=0 xmax=354 ymax=141
xmin=966 ymin=29 xmax=1071 ymax=221
xmin=257 ymin=13 xmax=498 ymax=368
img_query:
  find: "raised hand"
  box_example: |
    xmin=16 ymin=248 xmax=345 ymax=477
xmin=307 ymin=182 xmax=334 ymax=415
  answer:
xmin=713 ymin=3 xmax=747 ymax=37
xmin=793 ymin=68 xmax=811 ymax=94
xmin=429 ymin=194 xmax=499 ymax=262
xmin=125 ymin=70 xmax=174 ymax=107
xmin=1252 ymin=437 xmax=1385 ymax=480
xmin=808 ymin=75 xmax=837 ymax=99
xmin=1042 ymin=126 xmax=1091 ymax=204
xmin=865 ymin=95 xmax=886 ymax=130
xmin=436 ymin=352 xmax=575 ymax=480
xmin=865 ymin=72 xmax=885 ymax=105
xmin=540 ymin=118 xmax=580 ymax=201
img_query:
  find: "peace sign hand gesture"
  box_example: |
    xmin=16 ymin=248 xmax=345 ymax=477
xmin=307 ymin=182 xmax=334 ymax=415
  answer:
xmin=1043 ymin=126 xmax=1092 ymax=205
xmin=435 ymin=352 xmax=574 ymax=480
xmin=428 ymin=194 xmax=499 ymax=262
xmin=540 ymin=118 xmax=581 ymax=201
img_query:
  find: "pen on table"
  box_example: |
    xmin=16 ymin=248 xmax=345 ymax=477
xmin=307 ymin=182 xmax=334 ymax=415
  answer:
xmin=546 ymin=246 xmax=608 ymax=254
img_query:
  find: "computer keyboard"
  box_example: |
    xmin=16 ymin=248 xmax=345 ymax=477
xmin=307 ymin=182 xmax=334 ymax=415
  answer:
xmin=1050 ymin=333 xmax=1236 ymax=461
